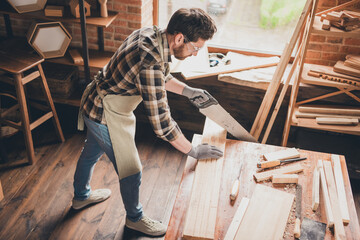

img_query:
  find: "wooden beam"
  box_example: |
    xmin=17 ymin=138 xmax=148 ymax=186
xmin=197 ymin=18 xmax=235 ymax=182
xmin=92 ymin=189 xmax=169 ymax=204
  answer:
xmin=318 ymin=160 xmax=334 ymax=227
xmin=316 ymin=117 xmax=359 ymax=125
xmin=253 ymin=163 xmax=304 ymax=182
xmin=323 ymin=160 xmax=346 ymax=240
xmin=312 ymin=165 xmax=320 ymax=211
xmin=234 ymin=184 xmax=294 ymax=240
xmin=263 ymin=148 xmax=300 ymax=161
xmin=250 ymin=0 xmax=313 ymax=140
xmin=182 ymin=117 xmax=227 ymax=240
xmin=224 ymin=197 xmax=250 ymax=240
xmin=272 ymin=174 xmax=299 ymax=184
xmin=331 ymin=155 xmax=350 ymax=224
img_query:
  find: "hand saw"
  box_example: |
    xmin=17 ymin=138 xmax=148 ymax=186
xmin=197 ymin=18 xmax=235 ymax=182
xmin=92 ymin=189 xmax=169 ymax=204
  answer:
xmin=194 ymin=92 xmax=257 ymax=142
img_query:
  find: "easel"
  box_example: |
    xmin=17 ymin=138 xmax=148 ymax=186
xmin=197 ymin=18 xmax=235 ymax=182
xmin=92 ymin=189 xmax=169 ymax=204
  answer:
xmin=250 ymin=0 xmax=360 ymax=145
xmin=250 ymin=0 xmax=318 ymax=143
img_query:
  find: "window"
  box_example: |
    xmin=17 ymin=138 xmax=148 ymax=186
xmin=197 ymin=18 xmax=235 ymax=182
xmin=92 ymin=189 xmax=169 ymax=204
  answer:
xmin=157 ymin=0 xmax=306 ymax=54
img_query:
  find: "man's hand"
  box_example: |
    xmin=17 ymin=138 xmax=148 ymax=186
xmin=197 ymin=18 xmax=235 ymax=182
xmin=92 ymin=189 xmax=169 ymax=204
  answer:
xmin=182 ymin=86 xmax=212 ymax=108
xmin=187 ymin=143 xmax=223 ymax=160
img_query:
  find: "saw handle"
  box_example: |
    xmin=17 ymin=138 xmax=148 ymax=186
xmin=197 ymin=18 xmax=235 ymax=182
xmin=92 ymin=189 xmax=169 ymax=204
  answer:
xmin=230 ymin=179 xmax=240 ymax=201
xmin=294 ymin=217 xmax=301 ymax=238
xmin=257 ymin=160 xmax=281 ymax=169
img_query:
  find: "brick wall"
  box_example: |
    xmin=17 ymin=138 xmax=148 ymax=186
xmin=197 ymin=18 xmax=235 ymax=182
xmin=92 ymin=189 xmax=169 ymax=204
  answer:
xmin=0 ymin=0 xmax=153 ymax=52
xmin=305 ymin=0 xmax=360 ymax=66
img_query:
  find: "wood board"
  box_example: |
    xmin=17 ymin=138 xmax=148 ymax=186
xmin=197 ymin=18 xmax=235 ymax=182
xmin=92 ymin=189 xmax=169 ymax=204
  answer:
xmin=263 ymin=148 xmax=300 ymax=161
xmin=223 ymin=197 xmax=249 ymax=240
xmin=253 ymin=162 xmax=304 ymax=182
xmin=234 ymin=184 xmax=294 ymax=240
xmin=323 ymin=160 xmax=346 ymax=239
xmin=182 ymin=117 xmax=227 ymax=240
xmin=331 ymin=155 xmax=350 ymax=224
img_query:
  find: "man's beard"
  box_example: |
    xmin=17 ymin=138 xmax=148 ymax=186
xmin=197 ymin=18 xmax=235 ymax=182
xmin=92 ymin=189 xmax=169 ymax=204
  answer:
xmin=173 ymin=44 xmax=191 ymax=60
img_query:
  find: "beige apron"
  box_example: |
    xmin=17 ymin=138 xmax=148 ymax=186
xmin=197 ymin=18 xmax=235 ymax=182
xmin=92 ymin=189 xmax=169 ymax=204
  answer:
xmin=77 ymin=26 xmax=166 ymax=179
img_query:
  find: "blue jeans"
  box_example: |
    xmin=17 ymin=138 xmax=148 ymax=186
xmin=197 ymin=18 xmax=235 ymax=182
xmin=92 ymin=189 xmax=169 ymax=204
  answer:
xmin=73 ymin=116 xmax=143 ymax=222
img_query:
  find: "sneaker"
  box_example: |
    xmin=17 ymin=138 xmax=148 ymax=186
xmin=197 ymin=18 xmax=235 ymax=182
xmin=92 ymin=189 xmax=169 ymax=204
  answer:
xmin=72 ymin=189 xmax=111 ymax=210
xmin=125 ymin=215 xmax=167 ymax=236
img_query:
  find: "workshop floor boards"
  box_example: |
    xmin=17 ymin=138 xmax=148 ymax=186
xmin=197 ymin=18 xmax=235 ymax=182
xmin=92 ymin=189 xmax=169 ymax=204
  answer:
xmin=0 ymin=123 xmax=359 ymax=240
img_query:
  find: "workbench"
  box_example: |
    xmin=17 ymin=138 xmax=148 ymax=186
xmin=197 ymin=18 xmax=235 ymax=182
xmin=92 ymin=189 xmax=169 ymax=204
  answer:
xmin=165 ymin=138 xmax=360 ymax=239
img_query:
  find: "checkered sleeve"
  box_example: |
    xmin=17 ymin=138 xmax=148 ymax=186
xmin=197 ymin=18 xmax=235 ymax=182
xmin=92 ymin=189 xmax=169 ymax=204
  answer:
xmin=138 ymin=65 xmax=182 ymax=142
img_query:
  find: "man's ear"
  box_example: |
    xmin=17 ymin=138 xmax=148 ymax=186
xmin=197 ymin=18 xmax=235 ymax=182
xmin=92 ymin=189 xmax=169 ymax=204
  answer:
xmin=173 ymin=33 xmax=184 ymax=47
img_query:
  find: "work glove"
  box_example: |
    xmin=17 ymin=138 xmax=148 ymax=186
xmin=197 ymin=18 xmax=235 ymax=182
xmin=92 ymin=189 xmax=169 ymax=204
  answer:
xmin=182 ymin=86 xmax=214 ymax=108
xmin=187 ymin=143 xmax=223 ymax=160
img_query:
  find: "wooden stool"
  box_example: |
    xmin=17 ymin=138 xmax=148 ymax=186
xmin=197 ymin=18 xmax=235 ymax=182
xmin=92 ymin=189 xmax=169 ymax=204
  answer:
xmin=0 ymin=38 xmax=65 ymax=164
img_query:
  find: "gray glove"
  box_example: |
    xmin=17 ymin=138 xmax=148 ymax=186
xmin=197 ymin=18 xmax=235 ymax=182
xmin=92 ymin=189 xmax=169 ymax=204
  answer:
xmin=187 ymin=143 xmax=223 ymax=160
xmin=182 ymin=86 xmax=210 ymax=108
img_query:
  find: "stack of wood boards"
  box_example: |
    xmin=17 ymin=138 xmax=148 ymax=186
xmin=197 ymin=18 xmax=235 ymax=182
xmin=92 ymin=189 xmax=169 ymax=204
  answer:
xmin=306 ymin=62 xmax=360 ymax=87
xmin=231 ymin=184 xmax=294 ymax=240
xmin=295 ymin=105 xmax=360 ymax=126
xmin=334 ymin=55 xmax=360 ymax=78
xmin=314 ymin=157 xmax=350 ymax=240
xmin=320 ymin=10 xmax=360 ymax=31
xmin=182 ymin=118 xmax=227 ymax=240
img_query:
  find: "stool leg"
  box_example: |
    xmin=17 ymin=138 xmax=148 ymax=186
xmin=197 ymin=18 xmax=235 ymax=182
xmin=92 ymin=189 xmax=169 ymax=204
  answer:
xmin=37 ymin=64 xmax=65 ymax=143
xmin=14 ymin=73 xmax=36 ymax=164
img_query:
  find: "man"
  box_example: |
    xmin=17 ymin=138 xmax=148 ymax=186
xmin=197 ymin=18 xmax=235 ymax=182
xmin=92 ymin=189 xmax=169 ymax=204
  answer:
xmin=73 ymin=8 xmax=223 ymax=236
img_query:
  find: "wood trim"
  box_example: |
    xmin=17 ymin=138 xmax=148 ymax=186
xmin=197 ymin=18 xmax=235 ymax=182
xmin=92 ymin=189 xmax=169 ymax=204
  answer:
xmin=224 ymin=197 xmax=249 ymax=240
xmin=153 ymin=0 xmax=158 ymax=26
xmin=312 ymin=165 xmax=320 ymax=211
xmin=318 ymin=160 xmax=334 ymax=227
xmin=0 ymin=180 xmax=3 ymax=201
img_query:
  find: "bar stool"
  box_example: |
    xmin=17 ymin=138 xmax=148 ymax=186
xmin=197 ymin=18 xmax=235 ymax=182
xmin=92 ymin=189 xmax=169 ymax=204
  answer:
xmin=0 ymin=38 xmax=65 ymax=164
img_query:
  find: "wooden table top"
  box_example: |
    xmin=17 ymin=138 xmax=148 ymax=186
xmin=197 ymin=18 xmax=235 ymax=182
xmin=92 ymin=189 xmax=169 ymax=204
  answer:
xmin=0 ymin=38 xmax=43 ymax=74
xmin=165 ymin=138 xmax=360 ymax=240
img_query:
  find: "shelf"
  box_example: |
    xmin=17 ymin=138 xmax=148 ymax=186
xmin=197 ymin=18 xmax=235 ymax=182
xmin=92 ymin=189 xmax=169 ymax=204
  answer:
xmin=312 ymin=16 xmax=360 ymax=37
xmin=48 ymin=48 xmax=113 ymax=69
xmin=301 ymin=63 xmax=360 ymax=89
xmin=0 ymin=2 xmax=119 ymax=28
xmin=291 ymin=105 xmax=360 ymax=135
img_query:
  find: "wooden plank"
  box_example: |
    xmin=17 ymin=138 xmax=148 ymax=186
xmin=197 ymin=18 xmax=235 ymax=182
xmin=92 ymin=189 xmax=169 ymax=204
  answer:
xmin=182 ymin=118 xmax=227 ymax=240
xmin=250 ymin=0 xmax=313 ymax=140
xmin=272 ymin=174 xmax=299 ymax=184
xmin=318 ymin=160 xmax=335 ymax=227
xmin=316 ymin=0 xmax=360 ymax=16
xmin=312 ymin=165 xmax=320 ymax=211
xmin=224 ymin=197 xmax=250 ymax=240
xmin=253 ymin=163 xmax=304 ymax=182
xmin=299 ymin=106 xmax=360 ymax=116
xmin=316 ymin=117 xmax=359 ymax=125
xmin=295 ymin=111 xmax=360 ymax=119
xmin=334 ymin=61 xmax=360 ymax=78
xmin=234 ymin=184 xmax=294 ymax=240
xmin=322 ymin=160 xmax=346 ymax=240
xmin=331 ymin=154 xmax=350 ymax=224
xmin=263 ymin=148 xmax=300 ymax=161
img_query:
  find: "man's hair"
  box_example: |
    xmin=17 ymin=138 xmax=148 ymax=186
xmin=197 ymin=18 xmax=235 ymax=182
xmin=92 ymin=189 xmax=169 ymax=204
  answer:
xmin=166 ymin=8 xmax=217 ymax=42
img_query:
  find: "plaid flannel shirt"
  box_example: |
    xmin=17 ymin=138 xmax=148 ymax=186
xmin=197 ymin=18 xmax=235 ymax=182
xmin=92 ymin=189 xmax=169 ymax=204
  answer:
xmin=82 ymin=27 xmax=182 ymax=142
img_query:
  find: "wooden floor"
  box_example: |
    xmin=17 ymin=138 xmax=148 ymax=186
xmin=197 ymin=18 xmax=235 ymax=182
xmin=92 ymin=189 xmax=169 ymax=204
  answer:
xmin=0 ymin=123 xmax=187 ymax=240
xmin=0 ymin=122 xmax=360 ymax=240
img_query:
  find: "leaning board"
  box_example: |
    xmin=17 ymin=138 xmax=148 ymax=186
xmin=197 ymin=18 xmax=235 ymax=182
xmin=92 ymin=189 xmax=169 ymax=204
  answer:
xmin=182 ymin=118 xmax=227 ymax=239
xmin=234 ymin=184 xmax=295 ymax=240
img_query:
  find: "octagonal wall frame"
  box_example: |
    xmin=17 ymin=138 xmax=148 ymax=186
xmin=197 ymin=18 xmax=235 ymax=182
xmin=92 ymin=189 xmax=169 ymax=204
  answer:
xmin=27 ymin=22 xmax=72 ymax=59
xmin=7 ymin=0 xmax=47 ymax=14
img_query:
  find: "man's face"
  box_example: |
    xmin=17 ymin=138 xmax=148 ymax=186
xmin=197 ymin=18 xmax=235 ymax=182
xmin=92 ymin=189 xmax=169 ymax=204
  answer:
xmin=173 ymin=37 xmax=206 ymax=60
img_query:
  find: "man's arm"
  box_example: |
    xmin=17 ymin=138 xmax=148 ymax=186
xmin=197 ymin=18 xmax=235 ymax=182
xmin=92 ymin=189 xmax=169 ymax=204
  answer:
xmin=165 ymin=77 xmax=186 ymax=95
